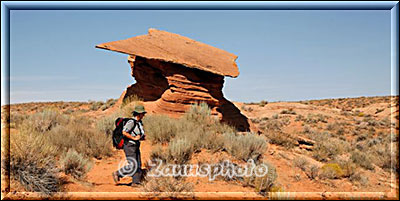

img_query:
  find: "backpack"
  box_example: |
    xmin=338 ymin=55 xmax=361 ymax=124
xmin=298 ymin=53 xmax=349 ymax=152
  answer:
xmin=112 ymin=117 xmax=136 ymax=149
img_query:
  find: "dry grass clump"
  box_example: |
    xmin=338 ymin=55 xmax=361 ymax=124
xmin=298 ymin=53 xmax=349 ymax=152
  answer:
xmin=241 ymin=105 xmax=254 ymax=112
xmin=167 ymin=138 xmax=194 ymax=164
xmin=280 ymin=108 xmax=296 ymax=115
xmin=243 ymin=162 xmax=281 ymax=194
xmin=61 ymin=149 xmax=93 ymax=179
xmin=307 ymin=132 xmax=350 ymax=162
xmin=259 ymin=100 xmax=268 ymax=107
xmin=89 ymin=101 xmax=104 ymax=111
xmin=223 ymin=132 xmax=267 ymax=162
xmin=305 ymin=165 xmax=319 ymax=180
xmin=100 ymin=98 xmax=117 ymax=111
xmin=121 ymin=94 xmax=143 ymax=107
xmin=350 ymin=150 xmax=374 ymax=171
xmin=47 ymin=120 xmax=112 ymax=159
xmin=143 ymin=115 xmax=178 ymax=144
xmin=9 ymin=112 xmax=27 ymax=128
xmin=264 ymin=131 xmax=296 ymax=149
xmin=293 ymin=157 xmax=309 ymax=171
xmin=143 ymin=169 xmax=194 ymax=198
xmin=145 ymin=103 xmax=267 ymax=163
xmin=10 ymin=109 xmax=113 ymax=193
xmin=10 ymin=130 xmax=61 ymax=194
xmin=19 ymin=109 xmax=69 ymax=133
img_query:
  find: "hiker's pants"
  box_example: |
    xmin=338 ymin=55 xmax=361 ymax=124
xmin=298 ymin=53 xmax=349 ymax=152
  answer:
xmin=117 ymin=141 xmax=142 ymax=183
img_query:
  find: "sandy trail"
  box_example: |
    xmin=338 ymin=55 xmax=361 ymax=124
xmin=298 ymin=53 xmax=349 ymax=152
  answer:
xmin=63 ymin=140 xmax=258 ymax=194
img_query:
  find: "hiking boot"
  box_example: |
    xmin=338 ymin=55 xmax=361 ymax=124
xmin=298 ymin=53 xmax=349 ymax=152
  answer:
xmin=112 ymin=172 xmax=120 ymax=184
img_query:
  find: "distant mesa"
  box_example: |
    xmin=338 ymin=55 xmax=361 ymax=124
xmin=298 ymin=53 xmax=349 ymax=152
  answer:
xmin=96 ymin=28 xmax=250 ymax=131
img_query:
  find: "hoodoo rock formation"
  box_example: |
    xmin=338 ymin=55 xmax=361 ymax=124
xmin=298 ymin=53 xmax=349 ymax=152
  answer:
xmin=96 ymin=29 xmax=250 ymax=131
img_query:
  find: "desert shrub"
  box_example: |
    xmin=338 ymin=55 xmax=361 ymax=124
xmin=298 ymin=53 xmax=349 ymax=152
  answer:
xmin=9 ymin=112 xmax=28 ymax=128
xmin=243 ymin=162 xmax=279 ymax=194
xmin=293 ymin=157 xmax=309 ymax=171
xmin=95 ymin=113 xmax=120 ymax=136
xmin=280 ymin=108 xmax=296 ymax=115
xmin=336 ymin=127 xmax=345 ymax=135
xmin=305 ymin=165 xmax=319 ymax=180
xmin=61 ymin=149 xmax=92 ymax=179
xmin=375 ymin=108 xmax=385 ymax=114
xmin=149 ymin=145 xmax=168 ymax=163
xmin=121 ymin=94 xmax=142 ymax=107
xmin=303 ymin=125 xmax=312 ymax=134
xmin=310 ymin=133 xmax=350 ymax=162
xmin=143 ymin=115 xmax=178 ymax=144
xmin=182 ymin=102 xmax=211 ymax=124
xmin=89 ymin=101 xmax=104 ymax=111
xmin=10 ymin=130 xmax=60 ymax=194
xmin=272 ymin=114 xmax=279 ymax=119
xmin=223 ymin=132 xmax=267 ymax=162
xmin=63 ymin=109 xmax=75 ymax=115
xmin=241 ymin=105 xmax=254 ymax=112
xmin=265 ymin=131 xmax=295 ymax=149
xmin=167 ymin=138 xmax=194 ymax=164
xmin=100 ymin=98 xmax=117 ymax=111
xmin=319 ymin=163 xmax=344 ymax=179
xmin=143 ymin=172 xmax=193 ymax=198
xmin=259 ymin=119 xmax=283 ymax=131
xmin=47 ymin=121 xmax=112 ymax=159
xmin=366 ymin=137 xmax=394 ymax=172
xmin=295 ymin=114 xmax=304 ymax=122
xmin=19 ymin=110 xmax=68 ymax=133
xmin=349 ymin=172 xmax=369 ymax=186
xmin=259 ymin=100 xmax=268 ymax=107
xmin=332 ymin=158 xmax=357 ymax=178
xmin=119 ymin=102 xmax=139 ymax=117
xmin=350 ymin=150 xmax=374 ymax=171
xmin=201 ymin=132 xmax=225 ymax=153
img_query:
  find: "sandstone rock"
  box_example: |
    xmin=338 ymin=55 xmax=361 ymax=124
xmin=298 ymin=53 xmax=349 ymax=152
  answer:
xmin=97 ymin=29 xmax=250 ymax=131
xmin=96 ymin=28 xmax=239 ymax=78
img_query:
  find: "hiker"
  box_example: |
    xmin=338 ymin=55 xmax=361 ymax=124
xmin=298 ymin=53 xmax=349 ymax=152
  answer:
xmin=112 ymin=105 xmax=146 ymax=186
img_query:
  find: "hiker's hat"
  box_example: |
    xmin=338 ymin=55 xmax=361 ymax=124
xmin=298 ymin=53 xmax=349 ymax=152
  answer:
xmin=133 ymin=105 xmax=146 ymax=114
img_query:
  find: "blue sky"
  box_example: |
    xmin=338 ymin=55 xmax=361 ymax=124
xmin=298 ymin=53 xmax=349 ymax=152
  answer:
xmin=9 ymin=10 xmax=392 ymax=104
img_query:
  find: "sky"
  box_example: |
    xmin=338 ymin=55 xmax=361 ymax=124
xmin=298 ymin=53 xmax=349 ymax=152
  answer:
xmin=7 ymin=9 xmax=393 ymax=104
